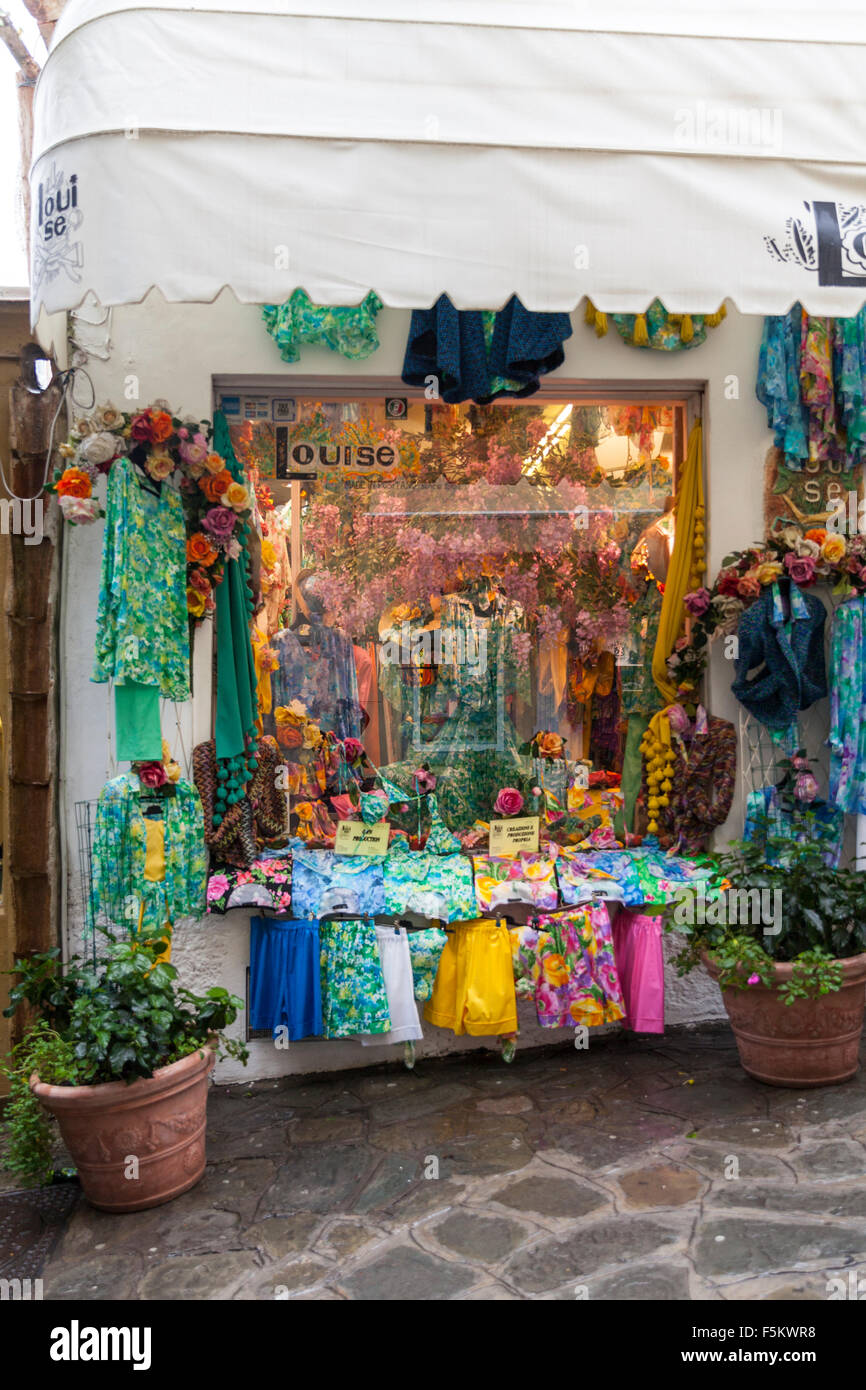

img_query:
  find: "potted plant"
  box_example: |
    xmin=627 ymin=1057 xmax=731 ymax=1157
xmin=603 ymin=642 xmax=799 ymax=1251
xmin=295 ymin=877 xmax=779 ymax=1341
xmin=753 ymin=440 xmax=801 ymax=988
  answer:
xmin=668 ymin=837 xmax=866 ymax=1087
xmin=1 ymin=929 xmax=247 ymax=1211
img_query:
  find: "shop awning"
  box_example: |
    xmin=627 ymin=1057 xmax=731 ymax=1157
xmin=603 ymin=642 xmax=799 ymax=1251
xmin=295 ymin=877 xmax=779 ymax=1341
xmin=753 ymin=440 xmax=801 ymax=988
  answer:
xmin=30 ymin=0 xmax=866 ymax=322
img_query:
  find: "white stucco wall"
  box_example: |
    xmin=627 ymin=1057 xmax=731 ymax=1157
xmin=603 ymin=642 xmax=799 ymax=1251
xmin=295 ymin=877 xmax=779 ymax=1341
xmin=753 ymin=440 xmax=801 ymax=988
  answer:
xmin=42 ymin=291 xmax=778 ymax=1079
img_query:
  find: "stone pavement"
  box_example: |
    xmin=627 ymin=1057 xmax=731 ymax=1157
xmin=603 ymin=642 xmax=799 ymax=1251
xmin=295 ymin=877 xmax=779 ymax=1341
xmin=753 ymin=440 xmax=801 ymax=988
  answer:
xmin=18 ymin=1026 xmax=866 ymax=1300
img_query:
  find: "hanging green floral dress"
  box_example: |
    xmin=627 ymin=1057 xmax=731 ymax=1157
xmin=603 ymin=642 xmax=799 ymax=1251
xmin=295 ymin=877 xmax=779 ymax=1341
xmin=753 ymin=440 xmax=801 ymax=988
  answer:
xmin=92 ymin=454 xmax=190 ymax=700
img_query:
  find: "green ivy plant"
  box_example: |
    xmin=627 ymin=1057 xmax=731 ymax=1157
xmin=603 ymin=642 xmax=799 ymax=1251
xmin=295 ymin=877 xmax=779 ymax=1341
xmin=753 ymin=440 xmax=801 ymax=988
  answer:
xmin=2 ymin=929 xmax=249 ymax=1187
xmin=666 ymin=836 xmax=866 ymax=1001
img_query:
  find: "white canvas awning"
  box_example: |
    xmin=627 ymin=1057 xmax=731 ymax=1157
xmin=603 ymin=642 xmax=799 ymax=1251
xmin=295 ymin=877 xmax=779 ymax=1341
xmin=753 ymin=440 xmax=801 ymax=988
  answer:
xmin=29 ymin=0 xmax=866 ymax=322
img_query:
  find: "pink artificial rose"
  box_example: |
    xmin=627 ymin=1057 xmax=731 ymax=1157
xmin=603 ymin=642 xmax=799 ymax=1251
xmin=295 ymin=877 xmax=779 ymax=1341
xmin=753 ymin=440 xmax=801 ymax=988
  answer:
xmin=413 ymin=767 xmax=437 ymax=793
xmin=342 ymin=738 xmax=364 ymax=764
xmin=179 ymin=437 xmax=209 ymax=468
xmin=201 ymin=506 xmax=238 ymax=541
xmin=683 ymin=587 xmax=711 ymax=617
xmin=794 ymin=771 xmax=819 ymax=804
xmin=784 ymin=552 xmax=817 ymax=585
xmin=493 ymin=787 xmax=524 ymax=817
xmin=138 ymin=761 xmax=167 ymax=789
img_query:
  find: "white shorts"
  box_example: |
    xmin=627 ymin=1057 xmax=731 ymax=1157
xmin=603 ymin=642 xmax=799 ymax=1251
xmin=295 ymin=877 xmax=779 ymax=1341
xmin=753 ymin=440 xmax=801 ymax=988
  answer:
xmin=360 ymin=926 xmax=423 ymax=1045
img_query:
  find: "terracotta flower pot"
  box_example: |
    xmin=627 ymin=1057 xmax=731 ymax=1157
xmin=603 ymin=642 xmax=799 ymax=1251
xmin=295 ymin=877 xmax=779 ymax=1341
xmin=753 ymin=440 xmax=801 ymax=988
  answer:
xmin=703 ymin=952 xmax=866 ymax=1088
xmin=31 ymin=1044 xmax=215 ymax=1212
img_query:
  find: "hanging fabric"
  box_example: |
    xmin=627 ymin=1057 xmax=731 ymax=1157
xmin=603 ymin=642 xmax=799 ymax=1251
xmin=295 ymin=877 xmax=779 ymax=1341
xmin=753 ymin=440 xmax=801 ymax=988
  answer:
xmin=651 ymin=418 xmax=705 ymax=705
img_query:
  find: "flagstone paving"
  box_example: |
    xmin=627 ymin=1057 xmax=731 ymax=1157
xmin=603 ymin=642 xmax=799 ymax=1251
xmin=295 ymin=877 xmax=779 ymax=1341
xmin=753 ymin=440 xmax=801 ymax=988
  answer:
xmin=7 ymin=1026 xmax=866 ymax=1300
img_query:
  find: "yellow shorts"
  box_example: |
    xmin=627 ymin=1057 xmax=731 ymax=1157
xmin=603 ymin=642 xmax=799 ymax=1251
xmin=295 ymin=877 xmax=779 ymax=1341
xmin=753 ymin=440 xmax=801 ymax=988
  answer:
xmin=424 ymin=919 xmax=518 ymax=1036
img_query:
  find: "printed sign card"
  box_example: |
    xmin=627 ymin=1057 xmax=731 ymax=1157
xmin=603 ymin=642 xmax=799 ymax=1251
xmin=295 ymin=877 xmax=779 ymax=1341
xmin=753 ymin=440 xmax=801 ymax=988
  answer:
xmin=489 ymin=816 xmax=540 ymax=856
xmin=334 ymin=820 xmax=390 ymax=856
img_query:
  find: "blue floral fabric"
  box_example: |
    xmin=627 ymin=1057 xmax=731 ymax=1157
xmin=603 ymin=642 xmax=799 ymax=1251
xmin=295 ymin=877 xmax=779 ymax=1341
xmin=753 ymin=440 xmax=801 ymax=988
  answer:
xmin=744 ymin=786 xmax=845 ymax=868
xmin=92 ymin=454 xmax=190 ymax=700
xmin=291 ymin=848 xmax=385 ymax=918
xmin=266 ymin=624 xmax=362 ymax=739
xmin=91 ymin=773 xmax=207 ymax=932
xmin=262 ymin=291 xmax=382 ymax=363
xmin=402 ymin=295 xmax=572 ymax=404
xmin=829 ymin=595 xmax=866 ymax=815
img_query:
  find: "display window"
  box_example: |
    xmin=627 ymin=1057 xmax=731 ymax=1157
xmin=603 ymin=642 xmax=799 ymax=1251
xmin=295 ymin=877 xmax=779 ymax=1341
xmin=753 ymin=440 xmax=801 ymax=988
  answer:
xmin=218 ymin=383 xmax=695 ymax=838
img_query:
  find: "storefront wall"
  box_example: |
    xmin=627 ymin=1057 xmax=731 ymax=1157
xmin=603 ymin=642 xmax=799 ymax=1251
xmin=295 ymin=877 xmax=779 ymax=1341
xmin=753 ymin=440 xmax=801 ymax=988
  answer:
xmin=42 ymin=292 xmax=773 ymax=1080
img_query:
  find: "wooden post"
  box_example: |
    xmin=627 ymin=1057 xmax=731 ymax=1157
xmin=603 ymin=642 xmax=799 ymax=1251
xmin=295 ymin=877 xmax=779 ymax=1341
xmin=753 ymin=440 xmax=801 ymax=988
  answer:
xmin=6 ymin=372 xmax=62 ymax=1017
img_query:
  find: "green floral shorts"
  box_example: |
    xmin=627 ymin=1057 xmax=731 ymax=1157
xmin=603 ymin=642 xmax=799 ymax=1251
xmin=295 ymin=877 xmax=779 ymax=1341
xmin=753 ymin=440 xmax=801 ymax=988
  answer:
xmin=319 ymin=918 xmax=391 ymax=1038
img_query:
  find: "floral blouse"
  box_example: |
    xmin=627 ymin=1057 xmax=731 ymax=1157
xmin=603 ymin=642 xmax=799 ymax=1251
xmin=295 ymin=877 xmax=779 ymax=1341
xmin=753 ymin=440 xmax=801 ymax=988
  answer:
xmin=92 ymin=773 xmax=206 ymax=932
xmin=92 ymin=455 xmax=190 ymax=700
xmin=262 ymin=291 xmax=383 ymax=364
xmin=473 ymin=853 xmax=559 ymax=912
xmin=205 ymin=857 xmax=293 ymax=915
xmin=383 ymin=844 xmax=476 ymax=922
xmin=291 ymin=848 xmax=385 ymax=918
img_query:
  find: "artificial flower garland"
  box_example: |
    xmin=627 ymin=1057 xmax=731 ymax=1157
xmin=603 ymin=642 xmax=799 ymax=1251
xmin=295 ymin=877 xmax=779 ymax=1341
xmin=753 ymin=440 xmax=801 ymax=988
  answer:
xmin=51 ymin=402 xmax=254 ymax=625
xmin=668 ymin=522 xmax=866 ymax=694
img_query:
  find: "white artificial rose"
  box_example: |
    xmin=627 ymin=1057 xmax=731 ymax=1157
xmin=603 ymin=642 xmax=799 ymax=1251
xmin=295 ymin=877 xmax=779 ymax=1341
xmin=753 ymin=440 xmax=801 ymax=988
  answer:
xmin=80 ymin=431 xmax=119 ymax=466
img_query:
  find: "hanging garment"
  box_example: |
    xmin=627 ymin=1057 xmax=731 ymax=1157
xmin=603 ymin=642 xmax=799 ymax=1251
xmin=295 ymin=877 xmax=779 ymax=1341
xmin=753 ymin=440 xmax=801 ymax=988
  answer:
xmin=424 ymin=918 xmax=518 ymax=1036
xmin=407 ymin=927 xmax=448 ymax=1002
xmin=731 ymin=581 xmax=827 ymax=730
xmin=533 ymin=904 xmax=625 ymax=1029
xmin=92 ymin=454 xmax=189 ymax=700
xmin=91 ymin=773 xmax=207 ymax=932
xmin=212 ymin=412 xmax=259 ymax=761
xmin=402 ymin=294 xmax=572 ymax=404
xmin=136 ymin=815 xmax=172 ymax=962
xmin=249 ymin=918 xmax=322 ymax=1040
xmin=194 ymin=736 xmax=287 ymax=867
xmin=382 ymin=842 xmax=476 ymax=922
xmin=744 ymin=786 xmax=845 ymax=868
xmin=611 ymin=909 xmax=665 ymax=1033
xmin=360 ymin=927 xmax=424 ymax=1046
xmin=291 ymin=848 xmax=385 ymax=917
xmin=319 ymin=918 xmax=391 ymax=1038
xmin=206 ymin=857 xmax=293 ymax=914
xmin=629 ymin=847 xmax=728 ymax=906
xmin=114 ymin=681 xmax=163 ymax=762
xmin=262 ymin=291 xmax=382 ymax=364
xmin=267 ymin=624 xmax=363 ymax=740
xmin=828 ymin=594 xmax=866 ymax=815
xmin=557 ymin=848 xmax=644 ymax=907
xmin=472 ymin=853 xmax=559 ymax=913
xmin=756 ymin=306 xmax=809 ymax=467
xmin=641 ymin=706 xmax=736 ymax=855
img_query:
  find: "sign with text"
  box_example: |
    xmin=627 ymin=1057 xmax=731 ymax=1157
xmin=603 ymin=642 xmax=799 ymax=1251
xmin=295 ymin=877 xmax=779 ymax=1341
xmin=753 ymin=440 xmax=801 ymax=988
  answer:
xmin=334 ymin=820 xmax=390 ymax=856
xmin=489 ymin=816 xmax=540 ymax=856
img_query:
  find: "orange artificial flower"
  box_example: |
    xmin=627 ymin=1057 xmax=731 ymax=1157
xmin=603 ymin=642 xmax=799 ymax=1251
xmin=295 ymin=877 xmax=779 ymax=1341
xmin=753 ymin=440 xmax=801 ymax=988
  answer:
xmin=56 ymin=467 xmax=92 ymax=499
xmin=203 ymin=452 xmax=226 ymax=475
xmin=199 ymin=470 xmax=231 ymax=502
xmin=149 ymin=410 xmax=174 ymax=444
xmin=186 ymin=532 xmax=218 ymax=566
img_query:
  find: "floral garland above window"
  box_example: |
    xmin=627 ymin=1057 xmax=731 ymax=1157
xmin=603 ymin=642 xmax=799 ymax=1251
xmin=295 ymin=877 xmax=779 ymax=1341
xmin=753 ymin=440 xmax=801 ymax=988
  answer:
xmin=669 ymin=523 xmax=866 ymax=693
xmin=50 ymin=402 xmax=253 ymax=624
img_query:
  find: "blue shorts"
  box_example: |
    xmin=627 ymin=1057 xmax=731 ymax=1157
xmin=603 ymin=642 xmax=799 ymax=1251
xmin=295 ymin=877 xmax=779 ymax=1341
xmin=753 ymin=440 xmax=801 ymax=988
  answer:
xmin=249 ymin=918 xmax=322 ymax=1040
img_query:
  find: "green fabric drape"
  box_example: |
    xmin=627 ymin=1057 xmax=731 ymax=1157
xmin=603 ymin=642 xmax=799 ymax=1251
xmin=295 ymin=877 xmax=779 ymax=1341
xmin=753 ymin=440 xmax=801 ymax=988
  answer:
xmin=212 ymin=412 xmax=258 ymax=761
xmin=114 ymin=682 xmax=162 ymax=761
xmin=617 ymin=713 xmax=650 ymax=838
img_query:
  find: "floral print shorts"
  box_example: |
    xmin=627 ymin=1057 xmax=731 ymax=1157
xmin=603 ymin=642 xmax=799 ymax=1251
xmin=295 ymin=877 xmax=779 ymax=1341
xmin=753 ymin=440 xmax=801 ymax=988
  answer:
xmin=407 ymin=927 xmax=448 ymax=1002
xmin=319 ymin=918 xmax=391 ymax=1038
xmin=533 ymin=905 xmax=625 ymax=1029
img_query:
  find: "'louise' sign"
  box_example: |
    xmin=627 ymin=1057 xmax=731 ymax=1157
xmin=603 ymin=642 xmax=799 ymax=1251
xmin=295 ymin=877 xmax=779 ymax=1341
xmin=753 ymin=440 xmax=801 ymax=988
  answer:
xmin=276 ymin=433 xmax=399 ymax=480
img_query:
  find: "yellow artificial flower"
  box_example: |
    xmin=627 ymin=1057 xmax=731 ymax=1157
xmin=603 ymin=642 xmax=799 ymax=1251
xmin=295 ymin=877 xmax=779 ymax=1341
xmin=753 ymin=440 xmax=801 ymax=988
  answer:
xmin=754 ymin=560 xmax=783 ymax=586
xmin=821 ymin=533 xmax=847 ymax=565
xmin=225 ymin=482 xmax=250 ymax=512
xmin=260 ymin=538 xmax=277 ymax=570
